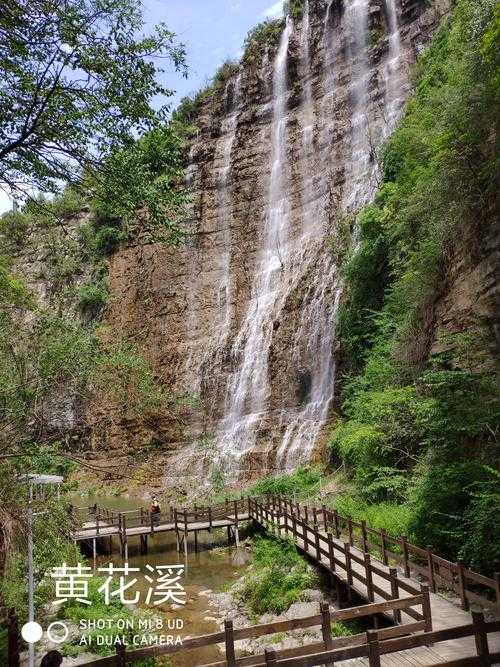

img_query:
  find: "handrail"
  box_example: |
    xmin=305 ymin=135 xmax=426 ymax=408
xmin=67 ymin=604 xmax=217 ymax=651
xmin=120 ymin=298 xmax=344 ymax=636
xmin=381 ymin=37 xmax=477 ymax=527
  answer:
xmin=270 ymin=494 xmax=500 ymax=613
xmin=77 ymin=597 xmax=428 ymax=666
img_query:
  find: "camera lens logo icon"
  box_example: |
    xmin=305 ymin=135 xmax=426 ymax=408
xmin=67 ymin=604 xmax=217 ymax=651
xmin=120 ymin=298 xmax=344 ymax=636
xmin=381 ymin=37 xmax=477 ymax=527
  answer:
xmin=21 ymin=621 xmax=69 ymax=644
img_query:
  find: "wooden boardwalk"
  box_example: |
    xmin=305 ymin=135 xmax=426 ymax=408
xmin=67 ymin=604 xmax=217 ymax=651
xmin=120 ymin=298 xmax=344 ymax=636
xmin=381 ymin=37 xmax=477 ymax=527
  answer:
xmin=69 ymin=496 xmax=500 ymax=666
xmin=251 ymin=497 xmax=500 ymax=665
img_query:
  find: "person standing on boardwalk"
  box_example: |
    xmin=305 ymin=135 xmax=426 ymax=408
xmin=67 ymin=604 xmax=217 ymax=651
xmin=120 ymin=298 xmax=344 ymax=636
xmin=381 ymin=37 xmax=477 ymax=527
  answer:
xmin=150 ymin=496 xmax=161 ymax=526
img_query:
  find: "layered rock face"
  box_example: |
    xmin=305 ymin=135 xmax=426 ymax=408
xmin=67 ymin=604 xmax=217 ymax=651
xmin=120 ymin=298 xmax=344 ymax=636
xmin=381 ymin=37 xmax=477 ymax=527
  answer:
xmin=104 ymin=0 xmax=450 ymax=485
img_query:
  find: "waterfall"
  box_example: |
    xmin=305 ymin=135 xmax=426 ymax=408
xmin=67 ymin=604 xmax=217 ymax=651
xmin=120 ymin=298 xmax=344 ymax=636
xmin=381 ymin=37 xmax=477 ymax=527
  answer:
xmin=342 ymin=0 xmax=373 ymax=211
xmin=185 ymin=0 xmax=417 ymax=480
xmin=215 ymin=18 xmax=294 ymax=472
xmin=301 ymin=0 xmax=314 ymax=149
xmin=183 ymin=147 xmax=203 ymax=392
xmin=216 ymin=73 xmax=242 ymax=338
xmin=383 ymin=0 xmax=404 ymax=134
xmin=276 ymin=1 xmax=342 ymax=470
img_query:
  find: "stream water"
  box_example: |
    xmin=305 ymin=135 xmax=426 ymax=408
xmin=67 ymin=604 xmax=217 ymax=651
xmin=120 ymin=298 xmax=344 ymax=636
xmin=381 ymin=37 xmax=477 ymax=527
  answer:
xmin=72 ymin=495 xmax=249 ymax=666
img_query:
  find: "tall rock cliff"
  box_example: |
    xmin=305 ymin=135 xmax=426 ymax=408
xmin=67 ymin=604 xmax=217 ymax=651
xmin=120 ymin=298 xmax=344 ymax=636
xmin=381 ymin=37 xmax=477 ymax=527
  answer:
xmin=98 ymin=0 xmax=451 ymax=488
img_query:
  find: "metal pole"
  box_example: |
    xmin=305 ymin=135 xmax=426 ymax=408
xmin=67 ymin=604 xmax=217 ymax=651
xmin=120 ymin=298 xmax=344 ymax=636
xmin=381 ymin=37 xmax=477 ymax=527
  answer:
xmin=28 ymin=483 xmax=34 ymax=667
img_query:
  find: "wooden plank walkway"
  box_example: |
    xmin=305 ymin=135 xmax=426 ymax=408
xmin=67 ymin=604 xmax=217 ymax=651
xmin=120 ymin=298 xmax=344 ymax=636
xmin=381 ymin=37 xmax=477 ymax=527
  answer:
xmin=73 ymin=514 xmax=250 ymax=541
xmin=251 ymin=498 xmax=500 ymax=665
xmin=69 ymin=496 xmax=500 ymax=665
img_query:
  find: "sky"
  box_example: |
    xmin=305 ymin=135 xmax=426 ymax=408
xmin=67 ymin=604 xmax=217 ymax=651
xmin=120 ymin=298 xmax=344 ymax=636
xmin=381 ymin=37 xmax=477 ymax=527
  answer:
xmin=0 ymin=0 xmax=285 ymax=214
xmin=143 ymin=0 xmax=285 ymax=108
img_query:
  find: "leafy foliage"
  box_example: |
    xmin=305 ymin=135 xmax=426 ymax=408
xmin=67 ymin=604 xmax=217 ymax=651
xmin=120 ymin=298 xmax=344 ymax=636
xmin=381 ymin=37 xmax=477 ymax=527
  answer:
xmin=77 ymin=281 xmax=108 ymax=317
xmin=0 ymin=0 xmax=186 ymax=197
xmin=243 ymin=19 xmax=285 ymax=64
xmin=331 ymin=0 xmax=499 ymax=570
xmin=236 ymin=536 xmax=317 ymax=616
xmin=250 ymin=466 xmax=322 ymax=498
xmin=173 ymin=59 xmax=239 ymax=126
xmin=90 ymin=124 xmax=190 ymax=244
xmin=284 ymin=0 xmax=305 ymax=20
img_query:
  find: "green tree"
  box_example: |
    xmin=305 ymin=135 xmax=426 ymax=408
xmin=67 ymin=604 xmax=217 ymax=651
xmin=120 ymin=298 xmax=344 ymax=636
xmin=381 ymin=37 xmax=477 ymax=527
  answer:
xmin=0 ymin=0 xmax=186 ymax=198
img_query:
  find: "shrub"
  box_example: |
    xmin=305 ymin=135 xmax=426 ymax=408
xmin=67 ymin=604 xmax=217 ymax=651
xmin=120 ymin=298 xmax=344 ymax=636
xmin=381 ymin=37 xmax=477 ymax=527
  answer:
xmin=92 ymin=226 xmax=125 ymax=255
xmin=250 ymin=466 xmax=322 ymax=498
xmin=243 ymin=19 xmax=285 ymax=63
xmin=331 ymin=494 xmax=412 ymax=538
xmin=236 ymin=536 xmax=317 ymax=616
xmin=408 ymin=462 xmax=497 ymax=562
xmin=459 ymin=469 xmax=500 ymax=575
xmin=331 ymin=0 xmax=499 ymax=571
xmin=77 ymin=282 xmax=108 ymax=316
xmin=284 ymin=0 xmax=305 ymax=20
xmin=51 ymin=185 xmax=85 ymax=219
xmin=0 ymin=210 xmax=30 ymax=247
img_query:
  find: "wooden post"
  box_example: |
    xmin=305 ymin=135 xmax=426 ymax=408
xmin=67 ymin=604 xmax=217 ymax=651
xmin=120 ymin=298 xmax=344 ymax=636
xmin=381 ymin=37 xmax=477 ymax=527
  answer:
xmin=389 ymin=568 xmax=401 ymax=624
xmin=224 ymin=620 xmax=236 ymax=667
xmin=8 ymin=609 xmax=19 ymax=667
xmin=96 ymin=513 xmax=100 ymax=536
xmin=365 ymin=552 xmax=374 ymax=602
xmin=367 ymin=630 xmax=381 ymax=667
xmin=348 ymin=517 xmax=353 ymax=546
xmin=456 ymin=560 xmax=469 ymax=610
xmin=235 ymin=523 xmax=240 ymax=547
xmin=322 ymin=504 xmax=327 ymax=531
xmin=93 ymin=537 xmax=97 ymax=569
xmin=264 ymin=648 xmax=277 ymax=666
xmin=471 ymin=610 xmax=490 ymax=658
xmin=194 ymin=530 xmax=198 ymax=553
xmin=320 ymin=602 xmax=334 ymax=665
xmin=116 ymin=643 xmax=126 ymax=667
xmin=380 ymin=529 xmax=388 ymax=566
xmin=401 ymin=535 xmax=410 ymax=577
xmin=314 ymin=522 xmax=321 ymax=561
xmin=344 ymin=542 xmax=353 ymax=588
xmin=494 ymin=573 xmax=500 ymax=611
xmin=122 ymin=515 xmax=128 ymax=561
xmin=427 ymin=547 xmax=436 ymax=593
xmin=333 ymin=509 xmax=340 ymax=538
xmin=209 ymin=506 xmax=213 ymax=531
xmin=361 ymin=520 xmax=368 ymax=553
xmin=328 ymin=532 xmax=335 ymax=572
xmin=421 ymin=584 xmax=433 ymax=634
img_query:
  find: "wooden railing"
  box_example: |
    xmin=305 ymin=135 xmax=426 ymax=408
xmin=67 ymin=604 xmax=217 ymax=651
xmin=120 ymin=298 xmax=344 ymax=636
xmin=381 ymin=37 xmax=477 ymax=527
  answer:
xmin=73 ymin=610 xmax=500 ymax=666
xmin=79 ymin=596 xmax=432 ymax=666
xmin=265 ymin=494 xmax=500 ymax=614
xmin=261 ymin=613 xmax=500 ymax=667
xmin=250 ymin=496 xmax=429 ymax=624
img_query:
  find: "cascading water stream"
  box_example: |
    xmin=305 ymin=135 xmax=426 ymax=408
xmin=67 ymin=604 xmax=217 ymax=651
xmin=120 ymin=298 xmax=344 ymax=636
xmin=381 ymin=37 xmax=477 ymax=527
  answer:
xmin=215 ymin=18 xmax=294 ymax=471
xmin=301 ymin=0 xmax=314 ymax=151
xmin=342 ymin=0 xmax=373 ymax=211
xmin=196 ymin=1 xmax=411 ymax=478
xmin=382 ymin=0 xmax=404 ymax=134
xmin=276 ymin=1 xmax=342 ymax=470
xmin=216 ymin=73 xmax=242 ymax=339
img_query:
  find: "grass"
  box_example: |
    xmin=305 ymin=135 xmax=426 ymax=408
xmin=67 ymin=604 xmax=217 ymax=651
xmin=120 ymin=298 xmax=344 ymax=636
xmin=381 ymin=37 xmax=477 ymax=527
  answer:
xmin=331 ymin=620 xmax=364 ymax=637
xmin=250 ymin=466 xmax=323 ymax=500
xmin=59 ymin=576 xmax=156 ymax=666
xmin=235 ymin=535 xmax=318 ymax=617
